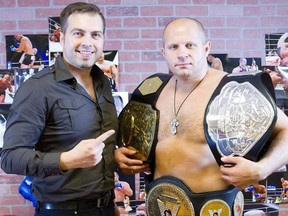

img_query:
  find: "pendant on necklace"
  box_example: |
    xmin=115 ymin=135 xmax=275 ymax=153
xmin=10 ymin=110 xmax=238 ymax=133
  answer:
xmin=171 ymin=116 xmax=179 ymax=135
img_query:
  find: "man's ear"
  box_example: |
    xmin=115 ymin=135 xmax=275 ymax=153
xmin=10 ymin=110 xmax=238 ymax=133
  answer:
xmin=60 ymin=32 xmax=64 ymax=47
xmin=161 ymin=47 xmax=166 ymax=59
xmin=204 ymin=41 xmax=211 ymax=57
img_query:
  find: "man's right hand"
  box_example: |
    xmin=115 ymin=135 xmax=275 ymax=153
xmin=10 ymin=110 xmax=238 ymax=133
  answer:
xmin=114 ymin=147 xmax=150 ymax=175
xmin=60 ymin=129 xmax=115 ymax=170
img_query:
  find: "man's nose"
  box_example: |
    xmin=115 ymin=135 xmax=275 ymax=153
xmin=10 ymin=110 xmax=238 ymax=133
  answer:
xmin=81 ymin=35 xmax=93 ymax=47
xmin=177 ymin=47 xmax=189 ymax=61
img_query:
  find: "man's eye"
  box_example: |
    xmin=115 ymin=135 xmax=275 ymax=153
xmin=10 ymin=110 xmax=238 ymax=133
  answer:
xmin=168 ymin=45 xmax=178 ymax=50
xmin=186 ymin=44 xmax=195 ymax=48
xmin=92 ymin=33 xmax=102 ymax=39
xmin=73 ymin=32 xmax=82 ymax=36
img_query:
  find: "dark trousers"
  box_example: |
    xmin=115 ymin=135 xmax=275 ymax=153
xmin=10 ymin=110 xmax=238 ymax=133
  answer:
xmin=35 ymin=200 xmax=115 ymax=216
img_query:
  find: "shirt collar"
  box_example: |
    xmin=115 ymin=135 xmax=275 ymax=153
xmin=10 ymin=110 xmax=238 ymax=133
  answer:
xmin=54 ymin=55 xmax=103 ymax=82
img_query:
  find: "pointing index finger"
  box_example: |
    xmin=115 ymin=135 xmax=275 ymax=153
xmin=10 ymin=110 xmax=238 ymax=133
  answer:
xmin=96 ymin=129 xmax=115 ymax=143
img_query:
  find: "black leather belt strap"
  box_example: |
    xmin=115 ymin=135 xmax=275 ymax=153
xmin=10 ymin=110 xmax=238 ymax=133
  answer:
xmin=146 ymin=176 xmax=243 ymax=216
xmin=37 ymin=191 xmax=114 ymax=210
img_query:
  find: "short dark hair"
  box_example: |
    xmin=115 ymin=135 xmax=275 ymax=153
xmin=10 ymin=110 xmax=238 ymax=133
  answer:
xmin=60 ymin=2 xmax=105 ymax=34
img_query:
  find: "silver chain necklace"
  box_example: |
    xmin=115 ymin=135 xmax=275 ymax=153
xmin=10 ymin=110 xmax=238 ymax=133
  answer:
xmin=171 ymin=79 xmax=203 ymax=135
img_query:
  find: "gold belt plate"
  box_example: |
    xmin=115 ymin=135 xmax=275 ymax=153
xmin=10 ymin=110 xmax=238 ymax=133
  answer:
xmin=146 ymin=182 xmax=195 ymax=216
xmin=118 ymin=100 xmax=158 ymax=161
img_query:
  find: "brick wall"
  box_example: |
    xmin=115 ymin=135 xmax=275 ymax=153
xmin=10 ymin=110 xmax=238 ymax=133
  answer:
xmin=0 ymin=0 xmax=288 ymax=215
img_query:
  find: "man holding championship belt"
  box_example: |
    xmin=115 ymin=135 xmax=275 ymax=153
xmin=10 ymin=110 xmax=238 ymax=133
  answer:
xmin=115 ymin=17 xmax=288 ymax=216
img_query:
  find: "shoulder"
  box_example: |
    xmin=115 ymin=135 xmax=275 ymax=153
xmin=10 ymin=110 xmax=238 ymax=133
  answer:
xmin=32 ymin=66 xmax=54 ymax=79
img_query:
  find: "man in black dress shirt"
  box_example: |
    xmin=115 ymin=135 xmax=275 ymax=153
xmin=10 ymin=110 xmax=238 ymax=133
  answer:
xmin=1 ymin=2 xmax=118 ymax=216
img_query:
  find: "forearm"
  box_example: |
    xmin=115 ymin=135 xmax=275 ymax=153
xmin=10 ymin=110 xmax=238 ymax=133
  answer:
xmin=257 ymin=109 xmax=288 ymax=180
xmin=1 ymin=148 xmax=63 ymax=177
xmin=257 ymin=128 xmax=288 ymax=180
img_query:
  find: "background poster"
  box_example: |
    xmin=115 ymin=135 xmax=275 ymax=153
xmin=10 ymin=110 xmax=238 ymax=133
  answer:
xmin=6 ymin=34 xmax=49 ymax=70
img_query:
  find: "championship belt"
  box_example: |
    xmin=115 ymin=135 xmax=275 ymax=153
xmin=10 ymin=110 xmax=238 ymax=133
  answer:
xmin=204 ymin=71 xmax=277 ymax=165
xmin=146 ymin=176 xmax=244 ymax=216
xmin=117 ymin=74 xmax=172 ymax=162
xmin=118 ymin=100 xmax=158 ymax=161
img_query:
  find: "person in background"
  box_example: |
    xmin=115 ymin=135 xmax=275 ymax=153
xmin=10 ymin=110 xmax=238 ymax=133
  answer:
xmin=207 ymin=54 xmax=223 ymax=71
xmin=114 ymin=172 xmax=133 ymax=214
xmin=277 ymin=33 xmax=288 ymax=66
xmin=245 ymin=183 xmax=267 ymax=203
xmin=115 ymin=17 xmax=288 ymax=216
xmin=280 ymin=177 xmax=288 ymax=199
xmin=232 ymin=57 xmax=249 ymax=73
xmin=1 ymin=2 xmax=118 ymax=216
xmin=10 ymin=34 xmax=34 ymax=69
xmin=250 ymin=59 xmax=259 ymax=72
xmin=49 ymin=24 xmax=61 ymax=42
xmin=0 ymin=74 xmax=13 ymax=103
xmin=96 ymin=52 xmax=119 ymax=92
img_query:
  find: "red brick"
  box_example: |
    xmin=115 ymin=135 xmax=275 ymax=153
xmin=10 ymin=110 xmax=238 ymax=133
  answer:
xmin=118 ymin=52 xmax=140 ymax=61
xmin=0 ymin=21 xmax=17 ymax=31
xmin=261 ymin=0 xmax=287 ymax=3
xmin=142 ymin=51 xmax=164 ymax=62
xmin=209 ymin=39 xmax=226 ymax=51
xmin=11 ymin=205 xmax=34 ymax=216
xmin=119 ymin=74 xmax=141 ymax=84
xmin=141 ymin=6 xmax=173 ymax=16
xmin=35 ymin=8 xmax=62 ymax=18
xmin=18 ymin=0 xmax=49 ymax=7
xmin=124 ymin=18 xmax=156 ymax=28
xmin=54 ymin=0 xmax=121 ymax=5
xmin=242 ymin=50 xmax=263 ymax=57
xmin=175 ymin=6 xmax=208 ymax=16
xmin=0 ymin=206 xmax=11 ymax=215
xmin=158 ymin=0 xmax=190 ymax=4
xmin=210 ymin=6 xmax=244 ymax=16
xmin=158 ymin=17 xmax=174 ymax=28
xmin=18 ymin=20 xmax=48 ymax=30
xmin=106 ymin=29 xmax=139 ymax=39
xmin=125 ymin=63 xmax=157 ymax=73
xmin=0 ymin=9 xmax=34 ymax=20
xmin=0 ymin=0 xmax=16 ymax=7
xmin=0 ymin=174 xmax=23 ymax=184
xmin=104 ymin=41 xmax=122 ymax=50
xmin=107 ymin=6 xmax=138 ymax=16
xmin=277 ymin=5 xmax=288 ymax=15
xmin=194 ymin=0 xmax=225 ymax=3
xmin=141 ymin=29 xmax=163 ymax=39
xmin=0 ymin=196 xmax=26 ymax=205
xmin=122 ymin=0 xmax=156 ymax=4
xmin=227 ymin=0 xmax=258 ymax=4
xmin=227 ymin=17 xmax=260 ymax=27
xmin=0 ymin=184 xmax=10 ymax=195
xmin=226 ymin=39 xmax=261 ymax=50
xmin=261 ymin=17 xmax=288 ymax=27
xmin=106 ymin=18 xmax=122 ymax=28
xmin=197 ymin=17 xmax=226 ymax=28
xmin=243 ymin=29 xmax=261 ymax=39
xmin=124 ymin=40 xmax=157 ymax=50
xmin=10 ymin=185 xmax=20 ymax=195
xmin=210 ymin=29 xmax=242 ymax=39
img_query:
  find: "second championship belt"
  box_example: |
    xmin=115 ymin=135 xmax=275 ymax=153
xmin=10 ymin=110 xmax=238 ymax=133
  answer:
xmin=117 ymin=74 xmax=172 ymax=162
xmin=204 ymin=71 xmax=277 ymax=165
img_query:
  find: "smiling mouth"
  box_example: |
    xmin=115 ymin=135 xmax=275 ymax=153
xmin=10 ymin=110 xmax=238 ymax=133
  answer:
xmin=76 ymin=50 xmax=95 ymax=58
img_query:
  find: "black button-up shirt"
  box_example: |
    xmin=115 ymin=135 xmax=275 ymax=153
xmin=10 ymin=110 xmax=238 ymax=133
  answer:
xmin=1 ymin=56 xmax=118 ymax=202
